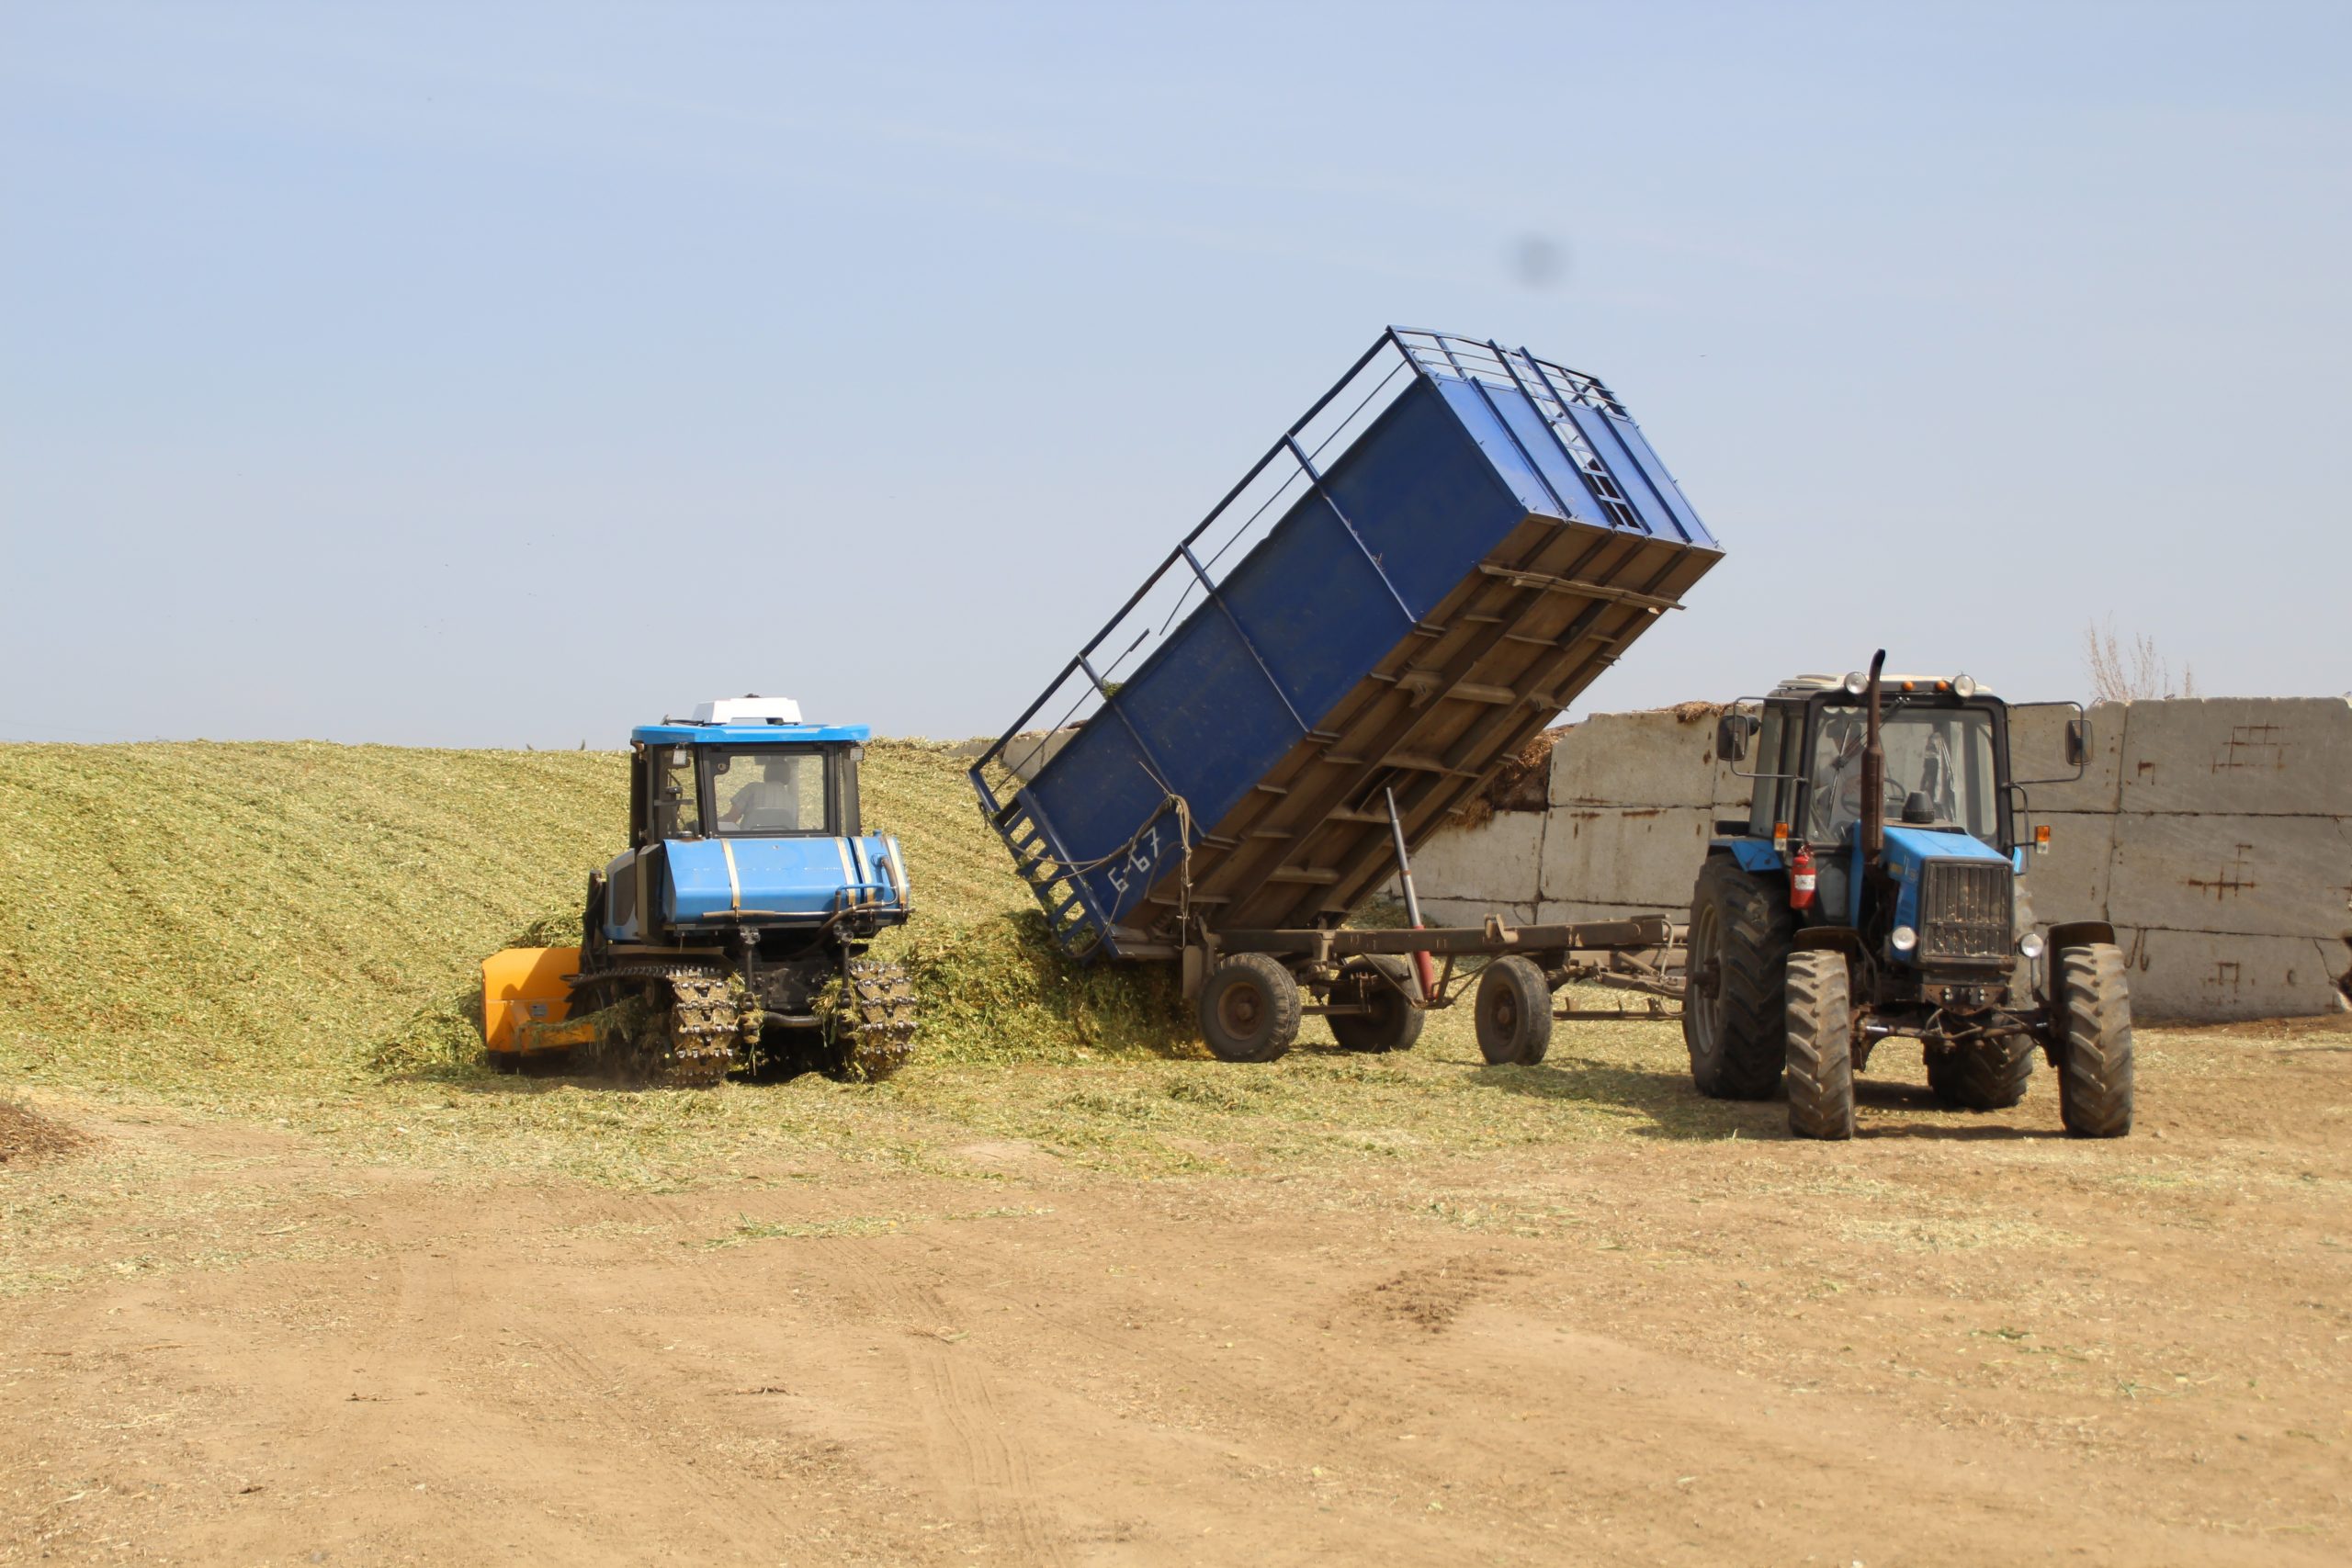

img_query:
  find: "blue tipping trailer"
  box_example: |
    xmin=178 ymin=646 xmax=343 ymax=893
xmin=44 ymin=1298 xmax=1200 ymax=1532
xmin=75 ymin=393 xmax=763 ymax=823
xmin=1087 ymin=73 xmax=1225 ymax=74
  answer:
xmin=970 ymin=329 xmax=1724 ymax=1063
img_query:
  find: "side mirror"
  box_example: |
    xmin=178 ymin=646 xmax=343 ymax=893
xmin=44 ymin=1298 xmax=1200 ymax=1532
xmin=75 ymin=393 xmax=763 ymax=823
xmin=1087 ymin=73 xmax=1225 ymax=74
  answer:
xmin=2064 ymin=716 xmax=2091 ymax=768
xmin=1715 ymin=712 xmax=1757 ymax=763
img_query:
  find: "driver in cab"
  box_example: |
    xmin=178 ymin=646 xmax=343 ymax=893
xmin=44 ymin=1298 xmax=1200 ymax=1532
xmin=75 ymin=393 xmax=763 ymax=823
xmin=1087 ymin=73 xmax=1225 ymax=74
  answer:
xmin=720 ymin=757 xmax=801 ymax=831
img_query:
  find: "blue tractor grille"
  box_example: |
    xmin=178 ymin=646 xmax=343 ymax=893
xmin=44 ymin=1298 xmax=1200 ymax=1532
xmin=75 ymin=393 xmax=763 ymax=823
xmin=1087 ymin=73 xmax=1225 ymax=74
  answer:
xmin=1918 ymin=860 xmax=2011 ymax=964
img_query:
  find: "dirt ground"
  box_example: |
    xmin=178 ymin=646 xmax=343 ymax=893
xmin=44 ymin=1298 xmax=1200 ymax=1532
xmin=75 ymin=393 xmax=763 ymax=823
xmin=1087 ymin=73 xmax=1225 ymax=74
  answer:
xmin=5 ymin=1017 xmax=2349 ymax=1566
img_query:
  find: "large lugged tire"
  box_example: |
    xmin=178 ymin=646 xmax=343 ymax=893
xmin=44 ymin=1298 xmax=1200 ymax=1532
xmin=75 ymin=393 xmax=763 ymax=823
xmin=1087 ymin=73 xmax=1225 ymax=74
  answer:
xmin=1927 ymin=1037 xmax=2034 ymax=1110
xmin=1475 ymin=956 xmax=1554 ymax=1066
xmin=1684 ymin=855 xmax=1797 ymax=1099
xmin=1199 ymin=953 xmax=1302 ymax=1064
xmin=1785 ymin=951 xmax=1856 ymax=1141
xmin=2055 ymin=943 xmax=2134 ymax=1137
xmin=1327 ymin=956 xmax=1424 ymax=1054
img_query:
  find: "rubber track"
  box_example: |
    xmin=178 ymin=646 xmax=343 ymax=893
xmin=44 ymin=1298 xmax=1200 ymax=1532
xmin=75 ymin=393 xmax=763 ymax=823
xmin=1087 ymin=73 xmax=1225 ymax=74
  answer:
xmin=2057 ymin=943 xmax=2134 ymax=1137
xmin=1784 ymin=950 xmax=1855 ymax=1141
xmin=577 ymin=964 xmax=747 ymax=1089
xmin=833 ymin=959 xmax=917 ymax=1082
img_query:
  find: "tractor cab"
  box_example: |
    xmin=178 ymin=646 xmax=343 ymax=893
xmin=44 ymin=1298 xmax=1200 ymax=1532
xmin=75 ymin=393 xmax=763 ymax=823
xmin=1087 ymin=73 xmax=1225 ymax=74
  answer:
xmin=1715 ymin=671 xmax=2037 ymax=953
xmin=593 ymin=695 xmax=910 ymax=953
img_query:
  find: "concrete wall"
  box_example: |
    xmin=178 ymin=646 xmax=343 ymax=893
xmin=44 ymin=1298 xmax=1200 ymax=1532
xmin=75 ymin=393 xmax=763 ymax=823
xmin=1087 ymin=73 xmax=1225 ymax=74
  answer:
xmin=1410 ymin=697 xmax=2352 ymax=1023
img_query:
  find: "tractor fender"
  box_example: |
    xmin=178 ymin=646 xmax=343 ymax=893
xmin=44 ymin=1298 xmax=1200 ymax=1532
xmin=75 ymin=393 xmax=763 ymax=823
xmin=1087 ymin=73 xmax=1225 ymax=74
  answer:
xmin=1792 ymin=926 xmax=1868 ymax=960
xmin=2048 ymin=919 xmax=2116 ymax=952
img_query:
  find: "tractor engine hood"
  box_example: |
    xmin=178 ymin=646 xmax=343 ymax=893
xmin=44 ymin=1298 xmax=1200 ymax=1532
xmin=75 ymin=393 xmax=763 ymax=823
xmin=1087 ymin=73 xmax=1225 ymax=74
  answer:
xmin=1865 ymin=824 xmax=2018 ymax=962
xmin=662 ymin=834 xmax=910 ymax=926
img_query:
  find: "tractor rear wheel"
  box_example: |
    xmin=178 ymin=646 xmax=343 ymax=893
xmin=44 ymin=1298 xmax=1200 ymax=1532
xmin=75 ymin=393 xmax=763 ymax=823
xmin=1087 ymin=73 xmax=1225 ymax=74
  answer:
xmin=1475 ymin=957 xmax=1554 ymax=1066
xmin=1199 ymin=953 xmax=1302 ymax=1064
xmin=2056 ymin=943 xmax=2134 ymax=1137
xmin=1927 ymin=1037 xmax=2034 ymax=1110
xmin=1327 ymin=956 xmax=1424 ymax=1054
xmin=1785 ymin=951 xmax=1856 ymax=1141
xmin=1684 ymin=855 xmax=1796 ymax=1100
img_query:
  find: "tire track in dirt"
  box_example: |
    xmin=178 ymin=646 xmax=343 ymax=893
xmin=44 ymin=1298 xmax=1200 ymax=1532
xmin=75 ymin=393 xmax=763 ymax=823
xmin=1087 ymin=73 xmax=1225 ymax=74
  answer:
xmin=805 ymin=1232 xmax=1073 ymax=1565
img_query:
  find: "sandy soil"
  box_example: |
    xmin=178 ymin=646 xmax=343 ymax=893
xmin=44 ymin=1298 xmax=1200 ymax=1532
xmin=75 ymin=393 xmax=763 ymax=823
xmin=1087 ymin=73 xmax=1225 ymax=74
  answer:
xmin=6 ymin=1020 xmax=2349 ymax=1566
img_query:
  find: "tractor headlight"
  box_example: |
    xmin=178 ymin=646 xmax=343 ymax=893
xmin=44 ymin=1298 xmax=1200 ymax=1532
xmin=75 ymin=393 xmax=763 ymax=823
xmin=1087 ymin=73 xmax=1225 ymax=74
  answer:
xmin=1891 ymin=924 xmax=1918 ymax=953
xmin=1843 ymin=671 xmax=1869 ymax=695
xmin=1953 ymin=674 xmax=1977 ymax=698
xmin=2018 ymin=931 xmax=2045 ymax=960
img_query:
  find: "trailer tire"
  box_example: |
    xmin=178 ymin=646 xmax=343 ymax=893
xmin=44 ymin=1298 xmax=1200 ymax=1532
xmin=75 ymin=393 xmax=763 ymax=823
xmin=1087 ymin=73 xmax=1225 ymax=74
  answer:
xmin=486 ymin=1048 xmax=520 ymax=1075
xmin=1785 ymin=951 xmax=1856 ymax=1141
xmin=2056 ymin=943 xmax=2134 ymax=1138
xmin=1475 ymin=957 xmax=1554 ymax=1066
xmin=1328 ymin=957 xmax=1424 ymax=1054
xmin=1684 ymin=855 xmax=1795 ymax=1100
xmin=1200 ymin=953 xmax=1302 ymax=1064
xmin=1926 ymin=1038 xmax=2034 ymax=1111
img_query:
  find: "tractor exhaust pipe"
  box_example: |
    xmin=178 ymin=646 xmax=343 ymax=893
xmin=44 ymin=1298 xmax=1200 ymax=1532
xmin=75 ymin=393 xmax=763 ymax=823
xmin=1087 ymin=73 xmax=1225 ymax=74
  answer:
xmin=1861 ymin=648 xmax=1887 ymax=862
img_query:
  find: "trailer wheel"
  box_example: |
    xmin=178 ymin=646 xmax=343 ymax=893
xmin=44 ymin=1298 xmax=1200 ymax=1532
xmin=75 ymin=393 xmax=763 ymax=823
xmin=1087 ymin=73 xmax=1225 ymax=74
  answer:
xmin=486 ymin=1048 xmax=520 ymax=1075
xmin=1784 ymin=951 xmax=1856 ymax=1141
xmin=2056 ymin=943 xmax=2134 ymax=1137
xmin=1199 ymin=953 xmax=1302 ymax=1064
xmin=1684 ymin=856 xmax=1795 ymax=1100
xmin=1475 ymin=957 xmax=1554 ymax=1066
xmin=1327 ymin=956 xmax=1424 ymax=1054
xmin=1926 ymin=1037 xmax=2033 ymax=1110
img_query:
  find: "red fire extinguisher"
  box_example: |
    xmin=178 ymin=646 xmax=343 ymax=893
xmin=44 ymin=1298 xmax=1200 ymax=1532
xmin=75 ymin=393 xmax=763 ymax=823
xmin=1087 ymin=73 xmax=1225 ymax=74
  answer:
xmin=1790 ymin=842 xmax=1817 ymax=910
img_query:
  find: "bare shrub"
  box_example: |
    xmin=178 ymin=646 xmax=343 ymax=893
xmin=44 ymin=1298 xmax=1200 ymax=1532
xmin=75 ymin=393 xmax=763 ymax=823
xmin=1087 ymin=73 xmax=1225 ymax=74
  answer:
xmin=2084 ymin=618 xmax=2197 ymax=703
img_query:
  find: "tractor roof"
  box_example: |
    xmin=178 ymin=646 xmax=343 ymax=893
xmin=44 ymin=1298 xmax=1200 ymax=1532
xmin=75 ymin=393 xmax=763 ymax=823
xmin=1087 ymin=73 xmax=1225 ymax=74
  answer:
xmin=1770 ymin=672 xmax=1998 ymax=699
xmin=632 ymin=722 xmax=871 ymax=746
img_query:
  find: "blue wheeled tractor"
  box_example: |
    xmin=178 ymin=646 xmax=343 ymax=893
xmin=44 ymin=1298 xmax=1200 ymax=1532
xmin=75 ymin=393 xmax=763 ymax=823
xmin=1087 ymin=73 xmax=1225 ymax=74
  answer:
xmin=1696 ymin=654 xmax=2133 ymax=1139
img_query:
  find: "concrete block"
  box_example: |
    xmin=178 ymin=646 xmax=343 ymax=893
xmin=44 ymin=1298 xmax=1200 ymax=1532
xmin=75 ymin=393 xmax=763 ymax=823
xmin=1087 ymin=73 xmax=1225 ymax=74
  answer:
xmin=2018 ymin=809 xmax=2118 ymax=930
xmin=1410 ymin=811 xmax=1545 ymax=908
xmin=1539 ymin=806 xmax=1714 ymax=909
xmin=2106 ymin=813 xmax=2352 ymax=940
xmin=2116 ymin=697 xmax=2352 ymax=817
xmin=2008 ymin=699 xmax=2126 ymax=814
xmin=1417 ymin=896 xmax=1541 ymax=929
xmin=1536 ymin=897 xmax=1690 ymax=925
xmin=1547 ymin=708 xmax=1722 ymax=809
xmin=2117 ymin=927 xmax=2352 ymax=1023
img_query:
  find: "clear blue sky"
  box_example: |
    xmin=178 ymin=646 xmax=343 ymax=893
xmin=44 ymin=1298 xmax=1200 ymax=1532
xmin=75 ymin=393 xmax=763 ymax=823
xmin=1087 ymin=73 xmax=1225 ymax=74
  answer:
xmin=5 ymin=2 xmax=2346 ymax=746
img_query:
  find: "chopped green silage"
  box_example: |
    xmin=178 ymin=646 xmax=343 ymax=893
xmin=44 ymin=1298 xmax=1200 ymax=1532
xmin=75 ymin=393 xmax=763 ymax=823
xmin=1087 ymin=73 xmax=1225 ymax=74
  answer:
xmin=0 ymin=739 xmax=1192 ymax=1096
xmin=0 ymin=738 xmax=1715 ymax=1191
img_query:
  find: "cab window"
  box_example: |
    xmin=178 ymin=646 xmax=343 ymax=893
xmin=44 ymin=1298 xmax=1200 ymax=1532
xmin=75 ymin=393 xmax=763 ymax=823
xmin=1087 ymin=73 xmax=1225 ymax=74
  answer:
xmin=707 ymin=747 xmax=831 ymax=836
xmin=652 ymin=748 xmax=702 ymax=839
xmin=1806 ymin=704 xmax=1998 ymax=844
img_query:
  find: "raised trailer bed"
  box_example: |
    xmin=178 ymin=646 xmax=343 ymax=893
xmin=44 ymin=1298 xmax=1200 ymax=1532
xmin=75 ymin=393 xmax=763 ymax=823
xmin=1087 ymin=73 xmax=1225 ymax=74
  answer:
xmin=970 ymin=327 xmax=1722 ymax=1061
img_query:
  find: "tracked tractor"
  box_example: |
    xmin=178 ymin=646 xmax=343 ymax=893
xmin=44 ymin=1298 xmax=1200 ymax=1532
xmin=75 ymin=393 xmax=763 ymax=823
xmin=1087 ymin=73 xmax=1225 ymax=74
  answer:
xmin=481 ymin=696 xmax=916 ymax=1087
xmin=1691 ymin=654 xmax=2133 ymax=1140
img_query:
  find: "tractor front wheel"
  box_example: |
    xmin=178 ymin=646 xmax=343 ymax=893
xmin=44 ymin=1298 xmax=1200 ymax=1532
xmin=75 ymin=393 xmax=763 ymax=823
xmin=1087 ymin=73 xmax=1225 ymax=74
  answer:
xmin=2056 ymin=943 xmax=2135 ymax=1137
xmin=1200 ymin=953 xmax=1302 ymax=1064
xmin=1785 ymin=951 xmax=1856 ymax=1141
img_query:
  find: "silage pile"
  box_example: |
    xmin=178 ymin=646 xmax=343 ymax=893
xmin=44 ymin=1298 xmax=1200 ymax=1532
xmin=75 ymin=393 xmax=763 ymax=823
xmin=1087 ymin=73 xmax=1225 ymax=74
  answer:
xmin=0 ymin=738 xmax=1190 ymax=1100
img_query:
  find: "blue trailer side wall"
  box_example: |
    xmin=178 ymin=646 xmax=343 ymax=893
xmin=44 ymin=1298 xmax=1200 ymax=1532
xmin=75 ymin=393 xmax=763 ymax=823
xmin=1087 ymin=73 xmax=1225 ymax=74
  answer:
xmin=982 ymin=329 xmax=1722 ymax=955
xmin=1024 ymin=378 xmax=1532 ymax=913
